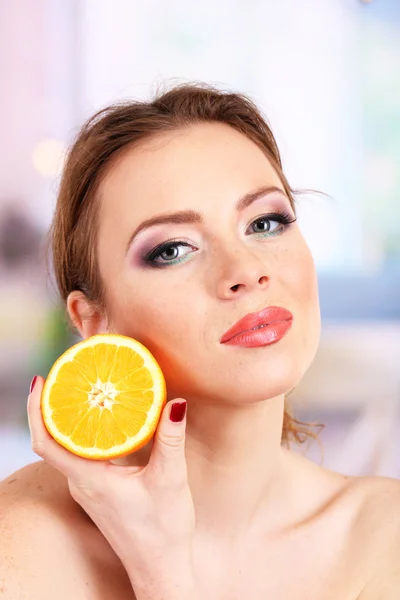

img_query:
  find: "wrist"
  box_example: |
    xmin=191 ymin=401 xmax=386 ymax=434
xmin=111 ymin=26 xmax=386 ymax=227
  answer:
xmin=129 ymin=575 xmax=200 ymax=600
xmin=133 ymin=584 xmax=200 ymax=600
xmin=126 ymin=556 xmax=200 ymax=600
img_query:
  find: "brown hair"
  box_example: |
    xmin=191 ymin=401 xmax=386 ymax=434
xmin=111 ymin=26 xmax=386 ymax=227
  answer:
xmin=49 ymin=80 xmax=322 ymax=447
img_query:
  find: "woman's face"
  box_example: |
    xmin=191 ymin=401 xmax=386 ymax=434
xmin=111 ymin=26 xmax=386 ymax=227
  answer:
xmin=94 ymin=123 xmax=321 ymax=405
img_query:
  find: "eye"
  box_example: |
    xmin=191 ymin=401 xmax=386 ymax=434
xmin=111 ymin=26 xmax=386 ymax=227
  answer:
xmin=142 ymin=240 xmax=195 ymax=268
xmin=142 ymin=210 xmax=296 ymax=269
xmin=247 ymin=211 xmax=296 ymax=238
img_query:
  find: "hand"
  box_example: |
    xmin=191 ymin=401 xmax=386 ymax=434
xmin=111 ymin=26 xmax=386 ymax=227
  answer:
xmin=27 ymin=376 xmax=198 ymax=599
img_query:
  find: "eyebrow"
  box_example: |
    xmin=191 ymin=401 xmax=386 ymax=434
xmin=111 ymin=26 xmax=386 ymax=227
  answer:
xmin=126 ymin=185 xmax=288 ymax=252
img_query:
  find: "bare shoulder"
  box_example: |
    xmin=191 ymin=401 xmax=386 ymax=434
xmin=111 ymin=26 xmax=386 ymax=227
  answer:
xmin=289 ymin=451 xmax=400 ymax=596
xmin=316 ymin=471 xmax=400 ymax=599
xmin=350 ymin=475 xmax=400 ymax=598
xmin=0 ymin=459 xmax=87 ymax=536
xmin=0 ymin=461 xmax=133 ymax=599
xmin=355 ymin=473 xmax=400 ymax=520
xmin=1 ymin=459 xmax=76 ymax=513
xmin=326 ymin=466 xmax=400 ymax=597
xmin=316 ymin=466 xmax=400 ymax=555
xmin=294 ymin=449 xmax=400 ymax=533
xmin=350 ymin=474 xmax=400 ymax=542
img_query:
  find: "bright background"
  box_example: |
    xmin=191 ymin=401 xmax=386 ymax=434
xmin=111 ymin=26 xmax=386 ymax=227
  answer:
xmin=1 ymin=0 xmax=399 ymax=479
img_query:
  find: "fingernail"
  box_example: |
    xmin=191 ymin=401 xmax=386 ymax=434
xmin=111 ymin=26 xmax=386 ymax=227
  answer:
xmin=29 ymin=376 xmax=38 ymax=394
xmin=170 ymin=401 xmax=187 ymax=423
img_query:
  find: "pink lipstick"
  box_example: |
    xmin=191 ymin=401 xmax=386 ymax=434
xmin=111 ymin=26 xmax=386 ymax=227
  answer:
xmin=220 ymin=306 xmax=293 ymax=348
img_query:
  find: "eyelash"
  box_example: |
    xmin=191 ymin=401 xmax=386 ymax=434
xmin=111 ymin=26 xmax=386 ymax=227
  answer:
xmin=142 ymin=210 xmax=297 ymax=268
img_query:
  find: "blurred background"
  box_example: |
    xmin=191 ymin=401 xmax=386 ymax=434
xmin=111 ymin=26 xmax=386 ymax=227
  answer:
xmin=0 ymin=0 xmax=399 ymax=480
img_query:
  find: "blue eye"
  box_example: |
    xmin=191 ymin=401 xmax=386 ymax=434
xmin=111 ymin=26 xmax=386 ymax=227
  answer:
xmin=142 ymin=210 xmax=296 ymax=268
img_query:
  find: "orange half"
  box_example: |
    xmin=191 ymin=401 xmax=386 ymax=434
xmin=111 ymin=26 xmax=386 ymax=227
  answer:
xmin=41 ymin=334 xmax=167 ymax=460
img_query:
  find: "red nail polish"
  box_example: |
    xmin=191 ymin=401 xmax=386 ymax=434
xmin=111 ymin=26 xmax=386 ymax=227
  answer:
xmin=170 ymin=401 xmax=187 ymax=423
xmin=29 ymin=376 xmax=38 ymax=394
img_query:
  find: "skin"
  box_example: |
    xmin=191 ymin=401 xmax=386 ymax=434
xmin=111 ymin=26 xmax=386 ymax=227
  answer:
xmin=1 ymin=122 xmax=399 ymax=599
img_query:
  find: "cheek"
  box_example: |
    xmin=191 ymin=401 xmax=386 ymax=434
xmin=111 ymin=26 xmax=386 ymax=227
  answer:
xmin=282 ymin=233 xmax=319 ymax=309
xmin=108 ymin=279 xmax=190 ymax=347
xmin=295 ymin=250 xmax=319 ymax=310
xmin=288 ymin=242 xmax=321 ymax=359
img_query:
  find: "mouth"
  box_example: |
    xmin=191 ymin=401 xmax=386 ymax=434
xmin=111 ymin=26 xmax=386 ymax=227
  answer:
xmin=220 ymin=306 xmax=293 ymax=344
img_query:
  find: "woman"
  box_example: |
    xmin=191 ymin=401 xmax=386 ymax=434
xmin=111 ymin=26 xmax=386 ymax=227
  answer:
xmin=1 ymin=82 xmax=399 ymax=599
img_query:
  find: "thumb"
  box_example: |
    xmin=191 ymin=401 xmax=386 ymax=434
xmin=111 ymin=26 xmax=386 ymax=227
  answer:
xmin=148 ymin=399 xmax=187 ymax=476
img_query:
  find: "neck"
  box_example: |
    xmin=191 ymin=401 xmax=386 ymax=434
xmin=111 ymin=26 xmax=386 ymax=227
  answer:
xmin=119 ymin=394 xmax=291 ymax=538
xmin=184 ymin=395 xmax=287 ymax=536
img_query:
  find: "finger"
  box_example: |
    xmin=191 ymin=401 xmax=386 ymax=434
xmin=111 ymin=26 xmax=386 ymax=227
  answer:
xmin=147 ymin=399 xmax=187 ymax=482
xmin=27 ymin=375 xmax=109 ymax=481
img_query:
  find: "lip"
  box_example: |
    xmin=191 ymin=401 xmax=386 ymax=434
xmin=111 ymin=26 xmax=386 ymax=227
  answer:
xmin=220 ymin=306 xmax=293 ymax=344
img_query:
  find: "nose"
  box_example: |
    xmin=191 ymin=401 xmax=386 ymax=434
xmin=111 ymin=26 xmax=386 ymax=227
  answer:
xmin=215 ymin=243 xmax=270 ymax=299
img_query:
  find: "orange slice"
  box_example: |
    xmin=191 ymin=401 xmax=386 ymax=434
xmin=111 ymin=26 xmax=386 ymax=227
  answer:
xmin=41 ymin=333 xmax=167 ymax=460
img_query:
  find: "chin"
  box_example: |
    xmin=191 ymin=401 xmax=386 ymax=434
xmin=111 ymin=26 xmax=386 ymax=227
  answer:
xmin=227 ymin=358 xmax=308 ymax=404
xmin=167 ymin=353 xmax=309 ymax=406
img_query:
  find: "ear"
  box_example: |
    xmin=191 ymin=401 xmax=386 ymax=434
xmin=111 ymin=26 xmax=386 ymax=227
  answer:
xmin=66 ymin=291 xmax=108 ymax=339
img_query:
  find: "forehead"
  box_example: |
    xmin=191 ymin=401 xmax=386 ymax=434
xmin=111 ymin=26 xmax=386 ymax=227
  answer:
xmin=97 ymin=122 xmax=283 ymax=236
